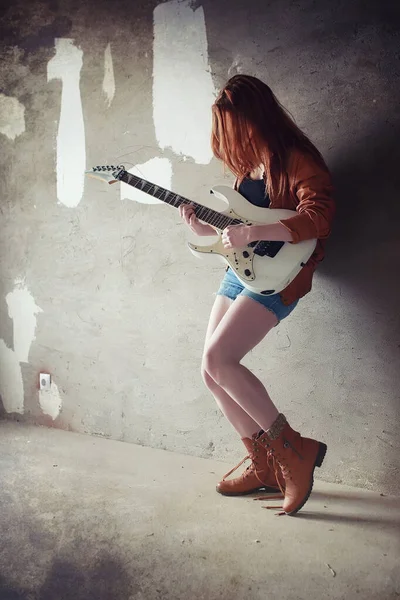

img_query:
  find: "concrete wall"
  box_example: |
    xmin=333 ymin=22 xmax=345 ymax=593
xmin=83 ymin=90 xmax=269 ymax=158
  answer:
xmin=0 ymin=0 xmax=399 ymax=495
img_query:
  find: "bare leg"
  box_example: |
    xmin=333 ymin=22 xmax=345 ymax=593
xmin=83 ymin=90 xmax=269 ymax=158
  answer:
xmin=202 ymin=295 xmax=279 ymax=432
xmin=201 ymin=295 xmax=261 ymax=438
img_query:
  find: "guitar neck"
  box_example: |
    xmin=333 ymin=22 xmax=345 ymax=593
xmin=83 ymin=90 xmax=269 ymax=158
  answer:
xmin=119 ymin=170 xmax=240 ymax=230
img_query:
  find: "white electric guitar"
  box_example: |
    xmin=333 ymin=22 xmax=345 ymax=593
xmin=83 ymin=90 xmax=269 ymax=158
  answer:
xmin=86 ymin=165 xmax=316 ymax=295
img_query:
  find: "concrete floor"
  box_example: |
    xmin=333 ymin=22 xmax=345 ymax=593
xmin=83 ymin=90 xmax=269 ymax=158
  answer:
xmin=0 ymin=422 xmax=399 ymax=600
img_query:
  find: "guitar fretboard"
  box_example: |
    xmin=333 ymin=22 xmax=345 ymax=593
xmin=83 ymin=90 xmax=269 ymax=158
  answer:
xmin=120 ymin=171 xmax=241 ymax=230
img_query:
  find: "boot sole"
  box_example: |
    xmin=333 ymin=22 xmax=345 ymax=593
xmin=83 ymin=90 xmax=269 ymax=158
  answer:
xmin=286 ymin=442 xmax=327 ymax=516
xmin=216 ymin=485 xmax=281 ymax=497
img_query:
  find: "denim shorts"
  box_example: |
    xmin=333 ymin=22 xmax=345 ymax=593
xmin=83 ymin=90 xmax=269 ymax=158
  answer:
xmin=216 ymin=267 xmax=299 ymax=323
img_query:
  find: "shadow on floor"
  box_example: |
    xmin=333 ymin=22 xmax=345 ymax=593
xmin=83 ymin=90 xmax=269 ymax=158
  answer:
xmin=0 ymin=553 xmax=140 ymax=600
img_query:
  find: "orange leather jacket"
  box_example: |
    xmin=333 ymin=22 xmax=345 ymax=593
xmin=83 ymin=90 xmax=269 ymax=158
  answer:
xmin=236 ymin=149 xmax=335 ymax=306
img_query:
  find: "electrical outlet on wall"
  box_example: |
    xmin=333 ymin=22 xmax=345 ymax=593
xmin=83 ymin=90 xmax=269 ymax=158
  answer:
xmin=39 ymin=373 xmax=51 ymax=391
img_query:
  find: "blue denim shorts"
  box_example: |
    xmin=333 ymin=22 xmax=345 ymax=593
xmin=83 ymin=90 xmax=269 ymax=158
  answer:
xmin=216 ymin=267 xmax=299 ymax=323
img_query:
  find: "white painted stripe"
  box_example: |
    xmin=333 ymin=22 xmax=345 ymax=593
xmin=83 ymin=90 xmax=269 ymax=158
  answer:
xmin=6 ymin=280 xmax=43 ymax=364
xmin=103 ymin=43 xmax=115 ymax=108
xmin=47 ymin=38 xmax=86 ymax=208
xmin=0 ymin=340 xmax=24 ymax=414
xmin=120 ymin=157 xmax=172 ymax=204
xmin=153 ymin=0 xmax=215 ymax=164
xmin=0 ymin=93 xmax=25 ymax=140
xmin=39 ymin=380 xmax=62 ymax=420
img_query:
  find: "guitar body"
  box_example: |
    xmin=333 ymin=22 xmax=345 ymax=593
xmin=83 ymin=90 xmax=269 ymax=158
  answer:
xmin=188 ymin=185 xmax=316 ymax=295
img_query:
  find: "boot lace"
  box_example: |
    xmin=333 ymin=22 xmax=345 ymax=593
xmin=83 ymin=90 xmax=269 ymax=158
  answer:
xmin=221 ymin=440 xmax=276 ymax=488
xmin=253 ymin=441 xmax=295 ymax=511
xmin=221 ymin=454 xmax=254 ymax=482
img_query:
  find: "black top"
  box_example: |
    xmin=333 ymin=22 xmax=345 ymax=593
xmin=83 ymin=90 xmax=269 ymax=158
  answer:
xmin=238 ymin=176 xmax=270 ymax=208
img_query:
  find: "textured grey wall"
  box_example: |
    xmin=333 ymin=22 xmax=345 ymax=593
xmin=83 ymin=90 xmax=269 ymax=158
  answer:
xmin=0 ymin=0 xmax=399 ymax=495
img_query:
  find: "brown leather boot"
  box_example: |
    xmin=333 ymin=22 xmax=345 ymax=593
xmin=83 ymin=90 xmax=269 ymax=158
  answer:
xmin=216 ymin=433 xmax=285 ymax=496
xmin=257 ymin=414 xmax=327 ymax=515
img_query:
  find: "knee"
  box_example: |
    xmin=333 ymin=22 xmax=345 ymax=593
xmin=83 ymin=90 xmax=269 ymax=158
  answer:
xmin=201 ymin=353 xmax=216 ymax=388
xmin=202 ymin=347 xmax=233 ymax=387
xmin=201 ymin=364 xmax=214 ymax=390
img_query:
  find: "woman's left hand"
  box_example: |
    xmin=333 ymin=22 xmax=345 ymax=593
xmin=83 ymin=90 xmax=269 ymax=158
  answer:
xmin=221 ymin=224 xmax=255 ymax=249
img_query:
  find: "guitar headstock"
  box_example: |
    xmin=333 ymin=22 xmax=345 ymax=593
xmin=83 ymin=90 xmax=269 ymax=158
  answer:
xmin=85 ymin=164 xmax=125 ymax=184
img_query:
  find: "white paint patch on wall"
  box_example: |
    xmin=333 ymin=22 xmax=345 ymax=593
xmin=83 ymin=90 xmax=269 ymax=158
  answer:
xmin=6 ymin=280 xmax=43 ymax=363
xmin=103 ymin=43 xmax=116 ymax=108
xmin=47 ymin=38 xmax=86 ymax=208
xmin=120 ymin=157 xmax=172 ymax=204
xmin=228 ymin=56 xmax=245 ymax=77
xmin=153 ymin=0 xmax=215 ymax=164
xmin=39 ymin=381 xmax=62 ymax=420
xmin=0 ymin=93 xmax=25 ymax=140
xmin=0 ymin=340 xmax=24 ymax=414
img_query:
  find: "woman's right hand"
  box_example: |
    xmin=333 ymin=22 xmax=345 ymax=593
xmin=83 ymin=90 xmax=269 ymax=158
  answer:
xmin=179 ymin=203 xmax=208 ymax=236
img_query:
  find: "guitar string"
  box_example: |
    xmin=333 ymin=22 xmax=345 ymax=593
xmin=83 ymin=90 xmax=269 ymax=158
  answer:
xmin=119 ymin=169 xmax=268 ymax=252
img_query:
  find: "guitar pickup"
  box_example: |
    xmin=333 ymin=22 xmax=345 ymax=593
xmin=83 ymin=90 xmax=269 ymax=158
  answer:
xmin=248 ymin=240 xmax=285 ymax=258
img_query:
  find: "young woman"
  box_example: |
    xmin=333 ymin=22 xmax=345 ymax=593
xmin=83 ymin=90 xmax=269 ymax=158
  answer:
xmin=179 ymin=74 xmax=335 ymax=515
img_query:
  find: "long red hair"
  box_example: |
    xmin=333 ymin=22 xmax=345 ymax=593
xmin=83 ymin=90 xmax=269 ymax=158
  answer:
xmin=211 ymin=74 xmax=328 ymax=200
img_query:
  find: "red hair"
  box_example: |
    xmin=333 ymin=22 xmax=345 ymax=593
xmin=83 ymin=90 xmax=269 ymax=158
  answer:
xmin=211 ymin=74 xmax=328 ymax=199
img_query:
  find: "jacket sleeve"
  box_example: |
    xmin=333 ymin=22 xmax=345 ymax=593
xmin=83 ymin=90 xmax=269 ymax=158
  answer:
xmin=279 ymin=155 xmax=335 ymax=243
